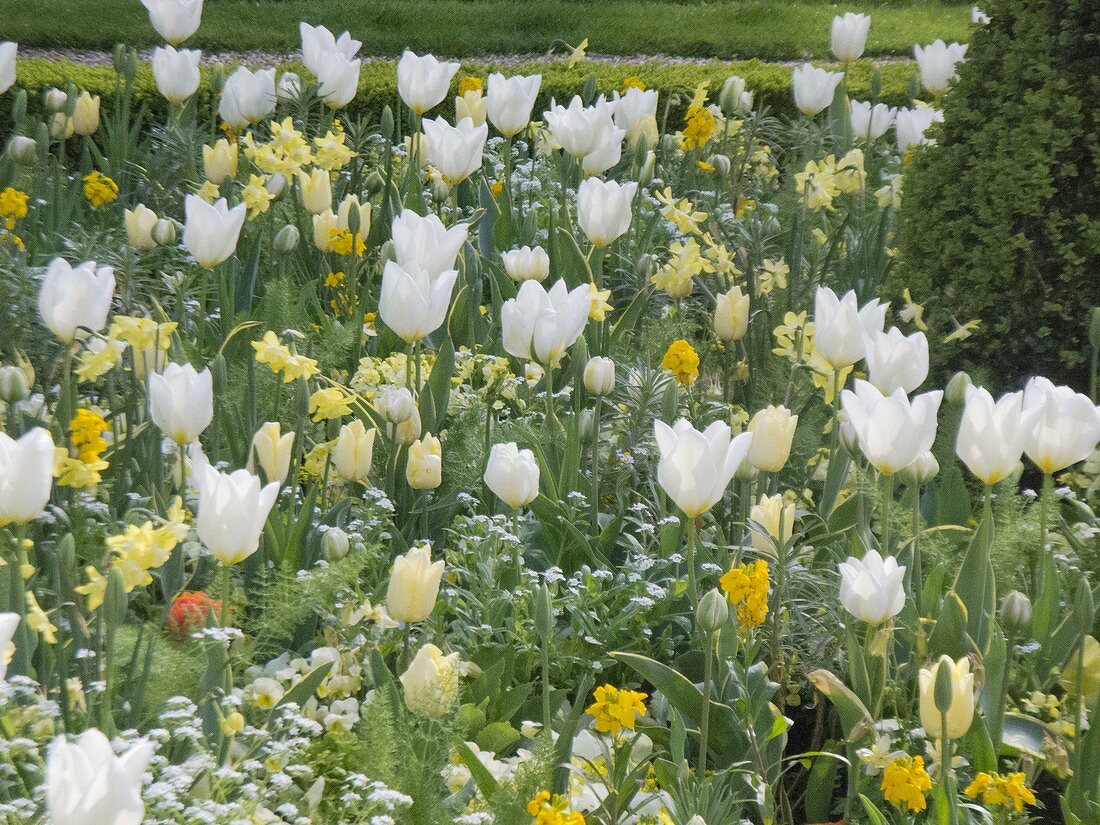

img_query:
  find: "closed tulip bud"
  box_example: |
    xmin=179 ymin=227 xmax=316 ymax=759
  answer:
xmin=44 ymin=87 xmax=68 ymax=113
xmin=390 ymin=209 xmax=468 ymax=278
xmin=6 ymin=135 xmax=37 ymax=164
xmin=364 ymin=169 xmax=385 ymax=195
xmin=397 ymin=50 xmax=459 ymax=115
xmin=502 ymin=279 xmax=590 ymax=367
xmin=203 ymin=138 xmax=238 ymax=184
xmin=945 ymin=371 xmax=972 ymax=405
xmin=1075 ymin=580 xmax=1096 ymax=630
xmin=719 ymin=75 xmax=750 ymax=116
xmin=422 ymin=115 xmax=488 ymax=185
xmin=842 ymin=381 xmax=942 ymax=475
xmin=902 ymin=451 xmax=939 ymax=486
xmin=0 ymin=428 xmax=55 ymax=525
xmin=0 ymin=365 xmax=29 ymax=403
xmin=919 ymin=655 xmax=975 ymax=740
xmin=247 ymin=422 xmax=294 ymax=485
xmin=792 ymin=63 xmax=844 ymax=117
xmin=1021 ymin=377 xmax=1100 ymax=474
xmin=273 ymin=224 xmax=299 ymax=255
xmin=379 ymin=261 xmax=458 ymax=345
xmin=697 ymin=588 xmax=729 ymax=634
xmin=141 ymin=0 xmax=202 ymax=44
xmin=746 ymin=405 xmax=798 ymax=472
xmin=152 ymin=217 xmax=177 ymax=246
xmin=265 ymin=173 xmax=286 ymax=199
xmin=152 ymin=45 xmax=201 ymax=104
xmin=393 ymin=405 xmax=422 ymax=446
xmin=38 ymin=258 xmax=116 ymax=343
xmin=486 ymin=72 xmax=541 ymax=137
xmin=331 ymin=420 xmax=376 ymax=483
xmin=124 ymin=204 xmax=159 ymax=250
xmin=400 ymin=643 xmax=460 ymax=717
xmin=706 ymin=153 xmax=732 ymax=176
xmin=387 ymin=543 xmax=444 ymax=622
xmin=655 ymin=419 xmax=753 ymax=518
xmin=636 ymin=150 xmax=656 ymax=187
xmin=71 ymin=92 xmax=100 ymax=136
xmin=149 ymin=362 xmax=213 ymax=444
xmin=218 ymin=67 xmax=276 ymax=130
xmin=377 ymin=386 xmax=415 ymax=424
xmin=956 ymin=385 xmax=1039 ymax=485
xmin=999 ymin=590 xmax=1031 ymax=636
xmin=913 ymin=40 xmax=968 ymax=94
xmin=578 ymin=408 xmax=597 ymax=443
xmin=714 ymin=285 xmax=750 ymax=341
xmin=577 ymin=177 xmax=637 ymax=248
xmin=297 ymin=168 xmax=332 ymax=215
xmin=813 ymin=286 xmax=888 ymax=369
xmin=686 ymin=818 xmax=707 ymax=825
xmin=838 ymin=549 xmax=906 ymax=625
xmin=485 ymin=442 xmax=540 ymax=510
xmin=830 ymin=12 xmax=871 ymax=63
xmin=864 ymin=327 xmax=929 ymax=395
xmin=584 ymin=356 xmax=616 ymax=395
xmin=321 ymin=526 xmax=350 ymax=561
xmin=46 ymin=730 xmax=155 ymax=825
xmin=192 ymin=454 xmax=280 ymax=566
xmin=183 ymin=195 xmax=246 ymax=269
xmin=749 ymin=494 xmax=796 ymax=555
xmin=501 ymin=245 xmax=550 ymax=283
xmin=406 ymin=433 xmax=442 ymax=490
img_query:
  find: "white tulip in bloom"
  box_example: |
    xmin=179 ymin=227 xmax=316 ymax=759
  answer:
xmin=543 ymin=95 xmax=617 ymax=159
xmin=378 ymin=261 xmax=458 ymax=344
xmin=576 ymin=177 xmax=637 ymax=248
xmin=956 ymin=385 xmax=1037 ymax=485
xmin=396 ymin=50 xmax=460 ymax=115
xmin=913 ymin=40 xmax=968 ymax=94
xmin=331 ymin=419 xmax=377 ymax=483
xmin=407 ymin=433 xmax=443 ymax=490
xmin=841 ymin=380 xmax=942 ymax=475
xmin=971 ymin=5 xmax=991 ymax=24
xmin=830 ymin=12 xmax=871 ymax=63
xmin=813 ymin=286 xmax=887 ymax=369
xmin=501 ymin=279 xmax=590 ymax=367
xmin=919 ymin=655 xmax=975 ymax=740
xmin=151 ymin=46 xmax=201 ymax=104
xmin=141 ymin=0 xmax=202 ymax=45
xmin=0 ymin=612 xmax=18 ymax=681
xmin=390 ymin=209 xmax=469 ymax=278
xmin=46 ymin=729 xmax=155 ymax=825
xmin=297 ymin=167 xmax=332 ymax=215
xmin=182 ymin=194 xmax=246 ymax=269
xmin=38 ymin=258 xmax=115 ymax=343
xmin=299 ymin=23 xmax=361 ymax=75
xmin=314 ymin=50 xmax=361 ymax=109
xmin=838 ymin=549 xmax=906 ymax=625
xmin=792 ymin=63 xmax=844 ymax=117
xmin=386 ymin=543 xmax=445 ymax=622
xmin=124 ymin=204 xmax=159 ymax=250
xmin=501 ymin=245 xmax=550 ymax=283
xmin=421 ymin=116 xmax=488 ymax=184
xmin=484 ymin=442 xmax=540 ymax=510
xmin=580 ymin=116 xmax=626 ymax=176
xmin=895 ymin=106 xmax=944 ymax=154
xmin=864 ymin=327 xmax=929 ymax=395
xmin=1021 ymin=377 xmax=1100 ymax=474
xmin=0 ymin=42 xmax=16 ymax=95
xmin=584 ymin=356 xmax=616 ymax=395
xmin=400 ymin=643 xmax=460 ymax=717
xmin=247 ymin=422 xmax=294 ymax=485
xmin=849 ymin=100 xmax=896 ymax=140
xmin=277 ymin=71 xmax=301 ymax=101
xmin=148 ymin=362 xmax=213 ymax=445
xmin=0 ymin=428 xmax=55 ymax=525
xmin=611 ymin=87 xmax=659 ymax=135
xmin=714 ymin=285 xmax=750 ymax=341
xmin=192 ymin=456 xmax=279 ymax=566
xmin=485 ymin=72 xmax=541 ymax=137
xmin=218 ymin=67 xmax=276 ymax=130
xmin=654 ymin=419 xmax=753 ymax=518
xmin=746 ymin=405 xmax=798 ymax=472
xmin=750 ymin=494 xmax=796 ymax=555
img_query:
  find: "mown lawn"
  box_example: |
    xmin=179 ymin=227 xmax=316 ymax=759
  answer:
xmin=0 ymin=0 xmax=970 ymax=59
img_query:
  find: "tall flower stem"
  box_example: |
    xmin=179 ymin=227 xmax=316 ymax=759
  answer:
xmin=684 ymin=516 xmax=700 ymax=618
xmin=590 ymin=395 xmax=601 ymax=533
xmin=1036 ymin=473 xmax=1052 ymax=592
xmin=698 ymin=629 xmax=714 ymax=776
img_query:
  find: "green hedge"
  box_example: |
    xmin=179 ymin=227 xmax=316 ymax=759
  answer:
xmin=8 ymin=56 xmax=918 ymax=131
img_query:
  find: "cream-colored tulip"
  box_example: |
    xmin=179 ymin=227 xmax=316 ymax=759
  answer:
xmin=400 ymin=642 xmax=460 ymax=717
xmin=331 ymin=420 xmax=376 ymax=483
xmin=386 ymin=543 xmax=444 ymax=622
xmin=746 ymin=405 xmax=798 ymax=472
xmin=406 ymin=433 xmax=442 ymax=490
xmin=393 ymin=405 xmax=423 ymax=447
xmin=72 ymin=92 xmax=100 ymax=136
xmin=247 ymin=422 xmax=294 ymax=485
xmin=297 ymin=168 xmax=332 ymax=215
xmin=749 ymin=494 xmax=796 ymax=555
xmin=919 ymin=655 xmax=975 ymax=740
xmin=203 ymin=138 xmax=238 ymax=184
xmin=124 ymin=204 xmax=158 ymax=250
xmin=484 ymin=442 xmax=540 ymax=510
xmin=714 ymin=285 xmax=749 ymax=341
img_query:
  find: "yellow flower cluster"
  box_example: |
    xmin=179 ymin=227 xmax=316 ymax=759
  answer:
xmin=0 ymin=186 xmax=29 ymax=230
xmin=328 ymin=227 xmax=366 ymax=257
xmin=654 ymin=188 xmax=707 ymax=235
xmin=660 ymin=339 xmax=699 ymax=386
xmin=719 ymin=559 xmax=770 ymax=628
xmin=964 ymin=771 xmax=1037 ymax=813
xmin=309 ymin=387 xmax=354 ymax=421
xmin=241 ymin=174 xmax=274 ymax=219
xmin=252 ymin=331 xmax=320 ymax=383
xmin=771 ymin=311 xmax=851 ymax=403
xmin=82 ymin=172 xmax=119 ymax=208
xmin=678 ymin=86 xmax=716 ymax=151
xmin=351 ymin=351 xmax=435 ymax=397
xmin=244 ymin=117 xmax=313 ymax=177
xmin=57 ymin=409 xmax=110 ymax=488
xmin=458 ymin=76 xmax=483 ymax=96
xmin=586 ymin=684 xmax=647 ymax=735
xmin=527 ymin=791 xmax=586 ymax=825
xmin=881 ymin=755 xmax=932 ymax=812
xmin=652 ymin=238 xmax=713 ymax=299
xmin=794 ymin=150 xmax=865 ymax=211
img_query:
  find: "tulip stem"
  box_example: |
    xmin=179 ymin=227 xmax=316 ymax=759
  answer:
xmin=684 ymin=516 xmax=700 ymax=618
xmin=591 ymin=395 xmax=601 ymax=533
xmin=512 ymin=509 xmax=524 ymax=587
xmin=881 ymin=472 xmax=895 ymax=553
xmin=910 ymin=484 xmax=923 ymax=607
xmin=698 ymin=629 xmax=713 ymax=777
xmin=541 ymin=625 xmax=552 ymax=732
xmin=939 ymin=727 xmax=958 ymax=824
xmin=1036 ymin=473 xmax=1051 ymax=595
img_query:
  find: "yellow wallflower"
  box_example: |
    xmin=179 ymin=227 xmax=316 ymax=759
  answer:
xmin=586 ymin=684 xmax=647 ymax=735
xmin=457 ymin=76 xmax=483 ymax=96
xmin=621 ymin=76 xmax=646 ymax=92
xmin=328 ymin=227 xmax=366 ymax=257
xmin=678 ymin=105 xmax=716 ymax=151
xmin=719 ymin=559 xmax=770 ymax=628
xmin=309 ymin=387 xmax=354 ymax=421
xmin=964 ymin=771 xmax=1037 ymax=813
xmin=881 ymin=755 xmax=932 ymax=812
xmin=661 ymin=339 xmax=699 ymax=386
xmin=527 ymin=790 xmax=587 ymax=825
xmin=0 ymin=187 xmax=29 ymax=230
xmin=71 ymin=409 xmax=109 ymax=464
xmin=82 ymin=172 xmax=119 ymax=208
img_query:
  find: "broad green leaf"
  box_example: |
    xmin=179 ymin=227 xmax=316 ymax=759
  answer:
xmin=807 ymin=669 xmax=875 ymax=744
xmin=455 ymin=740 xmax=501 ymax=801
xmin=952 ymin=514 xmax=995 ymax=653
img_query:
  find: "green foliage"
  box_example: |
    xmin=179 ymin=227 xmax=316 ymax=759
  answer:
xmin=894 ymin=0 xmax=1100 ymax=387
xmin=114 ymin=624 xmax=204 ymax=726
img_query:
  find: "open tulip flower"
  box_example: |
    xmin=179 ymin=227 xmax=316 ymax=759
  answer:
xmin=841 ymin=380 xmax=942 ymax=475
xmin=501 ymin=279 xmax=590 ymax=367
xmin=654 ymin=419 xmax=752 ymax=518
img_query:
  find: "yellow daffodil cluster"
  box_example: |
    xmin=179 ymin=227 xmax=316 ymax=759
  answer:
xmin=794 ymin=150 xmax=865 ymax=211
xmin=241 ymin=174 xmax=274 ymax=219
xmin=309 ymin=386 xmax=354 ymax=421
xmin=660 ymin=339 xmax=700 ymax=386
xmin=244 ymin=117 xmax=314 ymax=177
xmin=527 ymin=791 xmax=586 ymax=825
xmin=719 ymin=559 xmax=770 ymax=628
xmin=82 ymin=171 xmax=119 ymax=209
xmin=585 ymin=684 xmax=647 ymax=735
xmin=56 ymin=409 xmax=110 ymax=489
xmin=652 ymin=238 xmax=713 ymax=299
xmin=880 ymin=755 xmax=932 ymax=812
xmin=654 ymin=187 xmax=708 ymax=235
xmin=76 ymin=315 xmax=177 ymax=382
xmin=252 ymin=331 xmax=320 ymax=383
xmin=964 ymin=771 xmax=1037 ymax=812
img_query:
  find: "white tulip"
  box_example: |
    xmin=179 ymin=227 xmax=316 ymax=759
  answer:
xmin=376 ymin=386 xmax=416 ymax=424
xmin=831 ymin=13 xmax=871 ymax=63
xmin=192 ymin=455 xmax=279 ymax=566
xmin=501 ymin=245 xmax=550 ymax=283
xmin=247 ymin=422 xmax=294 ymax=485
xmin=299 ymin=23 xmax=361 ymax=75
xmin=0 ymin=612 xmax=18 ymax=682
xmin=576 ymin=177 xmax=637 ymax=248
xmin=378 ymin=261 xmax=458 ymax=344
xmin=583 ymin=356 xmax=616 ymax=395
xmin=422 ymin=116 xmax=488 ymax=184
xmin=277 ymin=71 xmax=301 ymax=101
xmin=0 ymin=42 xmax=15 ymax=95
xmin=485 ymin=72 xmax=541 ymax=137
xmin=813 ymin=286 xmax=887 ymax=369
xmin=331 ymin=419 xmax=377 ymax=483
xmin=218 ymin=66 xmax=276 ymax=130
xmin=792 ymin=63 xmax=844 ymax=117
xmin=151 ymin=46 xmax=201 ymax=104
xmin=580 ymin=116 xmax=626 ymax=176
xmin=501 ymin=279 xmax=590 ymax=367
xmin=390 ymin=209 xmax=469 ymax=278
xmin=314 ymin=50 xmax=361 ymax=109
xmin=895 ymin=106 xmax=944 ymax=154
xmin=400 ymin=643 xmax=460 ymax=717
xmin=746 ymin=405 xmax=798 ymax=473
xmin=1021 ymin=377 xmax=1100 ymax=474
xmin=38 ymin=258 xmax=115 ymax=343
xmin=841 ymin=380 xmax=942 ymax=475
xmin=0 ymin=428 xmax=55 ymax=525
xmin=971 ymin=6 xmax=991 ymax=24
xmin=914 ymin=40 xmax=968 ymax=93
xmin=864 ymin=327 xmax=928 ymax=395
xmin=849 ymin=100 xmax=896 ymax=140
xmin=611 ymin=87 xmax=658 ymax=135
xmin=484 ymin=442 xmax=540 ymax=509
xmin=654 ymin=419 xmax=753 ymax=518
xmin=148 ymin=362 xmax=213 ymax=444
xmin=141 ymin=0 xmax=202 ymax=45
xmin=956 ymin=385 xmax=1038 ymax=486
xmin=124 ymin=204 xmax=159 ymax=250
xmin=397 ymin=50 xmax=459 ymax=115
xmin=183 ymin=194 xmax=246 ymax=269
xmin=838 ymin=549 xmax=906 ymax=625
xmin=543 ymin=95 xmax=617 ymax=158
xmin=46 ymin=729 xmax=154 ymax=825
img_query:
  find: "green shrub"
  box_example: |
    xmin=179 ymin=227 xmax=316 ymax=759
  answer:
xmin=893 ymin=0 xmax=1100 ymax=389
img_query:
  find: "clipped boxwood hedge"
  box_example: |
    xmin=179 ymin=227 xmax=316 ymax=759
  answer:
xmin=7 ymin=55 xmax=917 ymax=130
